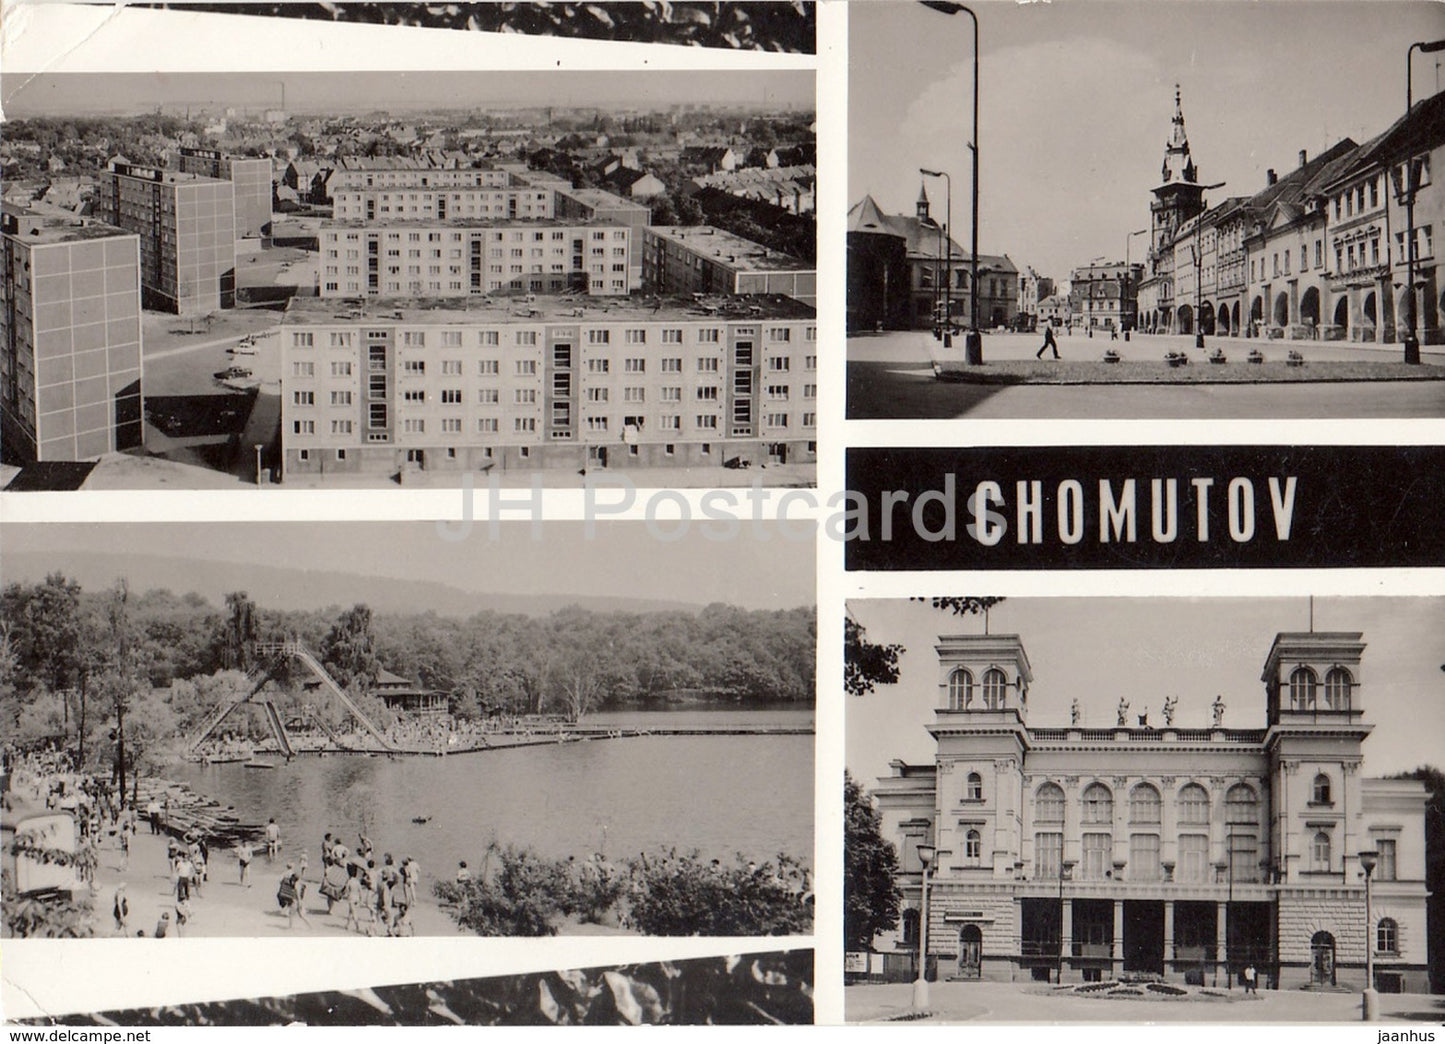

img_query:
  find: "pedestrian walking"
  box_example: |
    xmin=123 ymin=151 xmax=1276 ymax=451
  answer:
xmin=265 ymin=817 xmax=280 ymax=860
xmin=1244 ymin=964 xmax=1257 ymax=994
xmin=277 ymin=863 xmax=312 ymax=930
xmin=237 ymin=839 xmax=254 ymax=887
xmin=1036 ymin=324 xmax=1060 ymax=359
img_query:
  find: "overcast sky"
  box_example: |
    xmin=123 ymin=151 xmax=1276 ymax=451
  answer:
xmin=846 ymin=596 xmax=1445 ymax=787
xmin=850 ymin=0 xmax=1445 ymax=282
xmin=1 ymin=69 xmax=813 ymax=117
xmin=1 ymin=521 xmax=816 ymax=612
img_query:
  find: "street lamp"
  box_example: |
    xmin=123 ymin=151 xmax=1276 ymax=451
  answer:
xmin=920 ymin=2 xmax=982 ymax=364
xmin=1056 ymin=857 xmax=1075 ymax=984
xmin=1359 ymin=849 xmax=1379 ymax=1021
xmin=913 ymin=843 xmax=937 ymax=1011
xmin=1192 ymin=182 xmax=1227 ymax=349
xmin=1124 ymin=229 xmax=1148 ymax=340
xmin=1400 ymin=39 xmax=1445 ymax=364
xmin=255 ymin=443 xmax=265 ymax=486
xmin=921 ymin=168 xmax=952 ymax=346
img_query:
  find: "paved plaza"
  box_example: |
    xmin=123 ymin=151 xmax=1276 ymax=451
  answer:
xmin=846 ymin=980 xmax=1445 ymax=1023
xmin=847 ymin=331 xmax=1445 ymax=419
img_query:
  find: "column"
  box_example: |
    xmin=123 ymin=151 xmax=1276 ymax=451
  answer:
xmin=1217 ymin=901 xmax=1230 ymax=986
xmin=1061 ymin=898 xmax=1073 ymax=982
xmin=1013 ymin=900 xmax=1024 ymax=983
xmin=1163 ymin=900 xmax=1175 ymax=979
xmin=1113 ymin=899 xmax=1125 ymax=977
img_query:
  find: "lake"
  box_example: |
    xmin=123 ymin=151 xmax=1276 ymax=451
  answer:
xmin=169 ymin=710 xmax=813 ymax=890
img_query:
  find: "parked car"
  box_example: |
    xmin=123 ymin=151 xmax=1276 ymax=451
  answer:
xmin=215 ymin=366 xmax=253 ymax=380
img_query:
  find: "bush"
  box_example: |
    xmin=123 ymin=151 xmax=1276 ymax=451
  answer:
xmin=433 ymin=844 xmax=567 ymax=937
xmin=624 ymin=851 xmax=812 ymax=936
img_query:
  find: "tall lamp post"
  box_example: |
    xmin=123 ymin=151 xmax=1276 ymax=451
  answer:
xmin=921 ymin=168 xmax=953 ymax=346
xmin=1192 ymin=182 xmax=1227 ymax=349
xmin=1359 ymin=849 xmax=1379 ymax=1020
xmin=1124 ymin=228 xmax=1148 ymax=340
xmin=1056 ymin=857 xmax=1075 ymax=984
xmin=920 ymin=2 xmax=981 ymax=364
xmin=913 ymin=843 xmax=937 ymax=1011
xmin=1400 ymin=39 xmax=1445 ymax=364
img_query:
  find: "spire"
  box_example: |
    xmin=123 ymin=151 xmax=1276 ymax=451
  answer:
xmin=1160 ymin=84 xmax=1198 ymax=186
xmin=916 ymin=181 xmax=931 ymax=222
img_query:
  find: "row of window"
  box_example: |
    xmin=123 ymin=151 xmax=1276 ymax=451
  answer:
xmin=1288 ymin=665 xmax=1354 ymax=710
xmin=946 ymin=667 xmax=1011 ymax=710
xmin=292 ymin=328 xmax=816 ymax=348
xmin=1030 ymin=781 xmax=1260 ymax=826
xmin=1030 ymin=830 xmax=1256 ymax=882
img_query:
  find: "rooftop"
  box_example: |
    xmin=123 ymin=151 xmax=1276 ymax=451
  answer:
xmin=555 ymin=186 xmax=650 ymax=211
xmin=281 ymin=292 xmax=815 ymax=327
xmin=111 ymin=165 xmax=228 ymax=187
xmin=1 ymin=204 xmax=137 ymax=246
xmin=647 ymin=224 xmax=811 ymax=271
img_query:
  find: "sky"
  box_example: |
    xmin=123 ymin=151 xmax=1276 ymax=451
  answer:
xmin=846 ymin=596 xmax=1445 ymax=787
xmin=0 ymin=69 xmax=814 ymax=118
xmin=849 ymin=0 xmax=1445 ymax=283
xmin=0 ymin=521 xmax=816 ymax=612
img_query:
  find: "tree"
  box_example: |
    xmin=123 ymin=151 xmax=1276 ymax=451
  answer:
xmin=321 ymin=603 xmax=380 ymax=691
xmin=844 ymin=770 xmax=901 ymax=952
xmin=844 ymin=618 xmax=902 ymax=697
xmin=217 ymin=591 xmax=259 ymax=672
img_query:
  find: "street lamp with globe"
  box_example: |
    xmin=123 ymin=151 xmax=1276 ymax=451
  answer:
xmin=912 ymin=843 xmax=937 ymax=1011
xmin=1359 ymin=849 xmax=1379 ymax=1020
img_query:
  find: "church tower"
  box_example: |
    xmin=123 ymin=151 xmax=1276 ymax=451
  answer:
xmin=916 ymin=182 xmax=933 ymax=225
xmin=1149 ymin=85 xmax=1205 ymax=257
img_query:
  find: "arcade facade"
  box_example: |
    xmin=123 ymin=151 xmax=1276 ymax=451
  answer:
xmin=870 ymin=630 xmax=1430 ymax=992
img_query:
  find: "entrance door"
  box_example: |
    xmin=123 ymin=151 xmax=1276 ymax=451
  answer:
xmin=1123 ymin=901 xmax=1165 ymax=974
xmin=1310 ymin=931 xmax=1336 ymax=986
xmin=405 ymin=449 xmax=425 ymax=469
xmin=958 ymin=924 xmax=982 ymax=979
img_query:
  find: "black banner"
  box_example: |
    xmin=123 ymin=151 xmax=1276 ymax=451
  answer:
xmin=843 ymin=446 xmax=1445 ymax=570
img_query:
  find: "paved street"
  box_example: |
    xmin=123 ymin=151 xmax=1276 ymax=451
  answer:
xmin=847 ymin=330 xmax=1445 ymax=419
xmin=846 ymin=980 xmax=1445 ymax=1023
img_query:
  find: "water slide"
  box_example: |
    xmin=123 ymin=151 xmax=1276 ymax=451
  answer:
xmin=260 ymin=700 xmax=295 ymax=759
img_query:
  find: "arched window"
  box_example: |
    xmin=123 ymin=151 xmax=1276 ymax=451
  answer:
xmin=1130 ymin=783 xmax=1161 ymax=824
xmin=1225 ymin=784 xmax=1258 ymax=825
xmin=1082 ymin=783 xmax=1114 ymax=825
xmin=982 ymin=668 xmax=1008 ymax=709
xmin=1324 ymin=667 xmax=1353 ymax=710
xmin=1290 ymin=666 xmax=1319 ymax=709
xmin=965 ymin=829 xmax=982 ymax=863
xmin=947 ymin=668 xmax=974 ymax=710
xmin=1312 ymin=831 xmax=1331 ymax=870
xmin=1035 ymin=783 xmax=1065 ymax=823
xmin=1312 ymin=773 xmax=1332 ymax=805
xmin=1376 ymin=918 xmax=1398 ymax=954
xmin=966 ymin=772 xmax=983 ymax=801
xmin=1178 ymin=783 xmax=1210 ymax=825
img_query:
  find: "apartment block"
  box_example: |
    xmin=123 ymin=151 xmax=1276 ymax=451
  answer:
xmin=279 ymin=293 xmax=817 ymax=477
xmin=1 ymin=206 xmax=143 ymax=462
xmin=106 ymin=164 xmax=236 ymax=314
xmin=643 ymin=225 xmax=816 ymax=305
xmin=553 ymin=186 xmax=652 ymax=289
xmin=331 ymin=185 xmax=556 ymax=223
xmin=327 ymin=162 xmax=512 ymax=195
xmin=318 ymin=220 xmax=632 ymax=298
xmin=169 ymin=146 xmax=273 ymax=240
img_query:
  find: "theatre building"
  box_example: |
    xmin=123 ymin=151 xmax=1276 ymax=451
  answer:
xmin=869 ymin=630 xmax=1430 ymax=991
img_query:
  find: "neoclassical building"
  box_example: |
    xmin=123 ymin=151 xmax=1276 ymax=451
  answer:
xmin=870 ymin=630 xmax=1430 ymax=992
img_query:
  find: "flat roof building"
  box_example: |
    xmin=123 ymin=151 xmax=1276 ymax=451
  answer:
xmin=317 ymin=219 xmax=633 ymax=298
xmin=1 ymin=205 xmax=143 ymax=462
xmin=279 ymin=293 xmax=816 ymax=478
xmin=331 ymin=184 xmax=556 ymax=223
xmin=643 ymin=225 xmax=816 ymax=306
xmin=865 ymin=628 xmax=1430 ymax=992
xmin=169 ymin=147 xmax=272 ymax=240
xmin=106 ymin=164 xmax=236 ymax=315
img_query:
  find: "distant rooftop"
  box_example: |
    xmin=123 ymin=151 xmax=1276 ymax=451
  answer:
xmin=281 ymin=292 xmax=815 ymax=327
xmin=647 ymin=225 xmax=811 ymax=272
xmin=555 ymin=186 xmax=651 ymax=210
xmin=1 ymin=204 xmax=136 ymax=246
